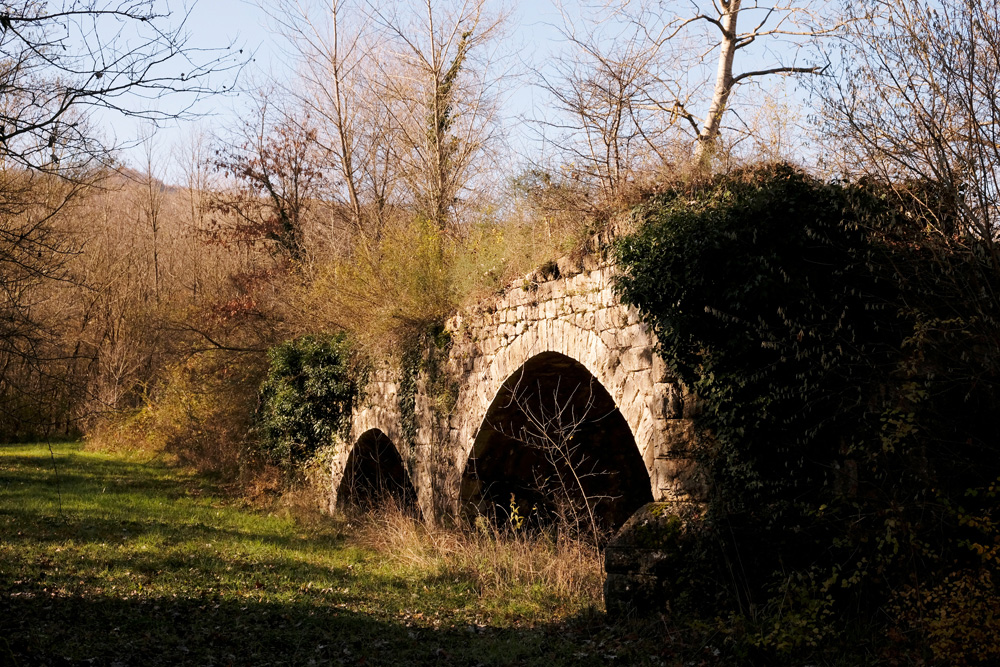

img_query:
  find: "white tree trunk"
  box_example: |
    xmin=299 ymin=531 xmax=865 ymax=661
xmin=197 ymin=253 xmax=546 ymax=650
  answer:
xmin=694 ymin=0 xmax=742 ymax=168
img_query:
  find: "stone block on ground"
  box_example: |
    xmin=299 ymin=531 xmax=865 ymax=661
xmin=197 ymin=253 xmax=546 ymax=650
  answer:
xmin=603 ymin=502 xmax=689 ymax=617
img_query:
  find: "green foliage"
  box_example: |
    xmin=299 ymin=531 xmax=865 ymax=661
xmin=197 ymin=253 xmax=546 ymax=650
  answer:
xmin=617 ymin=163 xmax=901 ymax=512
xmin=398 ymin=342 xmax=420 ymax=448
xmin=615 ymin=162 xmax=1000 ymax=661
xmin=1 ymin=442 xmax=669 ymax=666
xmin=255 ymin=333 xmax=363 ymax=473
xmin=398 ymin=322 xmax=456 ymax=448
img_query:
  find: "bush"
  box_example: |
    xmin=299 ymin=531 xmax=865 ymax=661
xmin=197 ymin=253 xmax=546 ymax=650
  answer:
xmin=617 ymin=163 xmax=902 ymax=513
xmin=254 ymin=333 xmax=363 ymax=475
xmin=614 ymin=162 xmax=1000 ymax=661
xmin=86 ymin=350 xmax=265 ymax=480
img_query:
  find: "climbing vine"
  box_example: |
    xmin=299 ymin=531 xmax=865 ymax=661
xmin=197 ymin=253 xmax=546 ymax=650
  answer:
xmin=254 ymin=333 xmax=367 ymax=475
xmin=614 ymin=163 xmax=1000 ymax=661
xmin=398 ymin=343 xmax=420 ymax=448
xmin=397 ymin=323 xmax=456 ymax=448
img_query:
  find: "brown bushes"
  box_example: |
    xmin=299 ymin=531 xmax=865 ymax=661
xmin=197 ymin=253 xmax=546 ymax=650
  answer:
xmin=352 ymin=499 xmax=605 ymax=605
xmin=86 ymin=351 xmax=266 ymax=482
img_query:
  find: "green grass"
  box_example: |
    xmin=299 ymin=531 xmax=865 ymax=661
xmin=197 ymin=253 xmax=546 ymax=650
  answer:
xmin=0 ymin=442 xmax=707 ymax=666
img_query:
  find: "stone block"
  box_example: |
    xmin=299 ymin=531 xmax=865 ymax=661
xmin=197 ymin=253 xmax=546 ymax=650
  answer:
xmin=654 ymin=454 xmax=707 ymax=502
xmin=651 ymin=353 xmax=671 ymax=383
xmin=599 ymin=329 xmax=620 ymax=350
xmin=557 ymin=254 xmax=583 ymax=277
xmin=594 ymin=308 xmax=613 ymax=333
xmin=618 ymin=379 xmax=640 ymax=411
xmin=620 ymin=346 xmax=654 ymax=372
xmin=603 ymin=502 xmax=690 ymax=617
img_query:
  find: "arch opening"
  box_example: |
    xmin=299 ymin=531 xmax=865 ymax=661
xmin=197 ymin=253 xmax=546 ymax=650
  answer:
xmin=337 ymin=429 xmax=419 ymax=516
xmin=462 ymin=352 xmax=652 ymax=537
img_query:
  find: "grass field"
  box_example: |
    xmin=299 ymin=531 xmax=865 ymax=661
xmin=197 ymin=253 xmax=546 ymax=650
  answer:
xmin=0 ymin=442 xmax=709 ymax=666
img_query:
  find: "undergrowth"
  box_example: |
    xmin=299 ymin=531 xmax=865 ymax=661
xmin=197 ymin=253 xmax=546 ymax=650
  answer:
xmin=86 ymin=350 xmax=266 ymax=483
xmin=1 ymin=442 xmax=702 ymax=666
xmin=351 ymin=500 xmax=605 ymax=609
xmin=615 ymin=162 xmax=1000 ymax=663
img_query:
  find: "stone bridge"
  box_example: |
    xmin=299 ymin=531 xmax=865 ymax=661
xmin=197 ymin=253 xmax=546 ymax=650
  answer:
xmin=329 ymin=251 xmax=702 ymax=529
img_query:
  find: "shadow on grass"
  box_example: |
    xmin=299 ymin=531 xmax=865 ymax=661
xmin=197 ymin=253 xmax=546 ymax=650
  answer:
xmin=0 ymin=591 xmax=691 ymax=667
xmin=0 ymin=444 xmax=705 ymax=666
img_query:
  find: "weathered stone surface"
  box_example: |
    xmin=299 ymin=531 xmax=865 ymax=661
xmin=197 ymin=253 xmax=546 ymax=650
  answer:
xmin=330 ymin=259 xmax=703 ymax=525
xmin=603 ymin=501 xmax=690 ymax=616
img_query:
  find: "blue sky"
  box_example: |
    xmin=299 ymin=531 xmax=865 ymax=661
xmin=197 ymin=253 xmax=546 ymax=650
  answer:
xmin=114 ymin=0 xmax=568 ymax=176
xmin=112 ymin=0 xmax=819 ymax=180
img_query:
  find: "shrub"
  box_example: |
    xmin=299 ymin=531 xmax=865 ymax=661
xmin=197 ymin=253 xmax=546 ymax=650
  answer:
xmin=254 ymin=333 xmax=363 ymax=475
xmin=614 ymin=162 xmax=1000 ymax=661
xmin=86 ymin=350 xmax=265 ymax=480
xmin=616 ymin=163 xmax=902 ymax=513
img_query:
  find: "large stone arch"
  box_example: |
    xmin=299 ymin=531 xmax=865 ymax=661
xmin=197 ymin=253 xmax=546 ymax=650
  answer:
xmin=329 ymin=370 xmax=424 ymax=515
xmin=460 ymin=349 xmax=654 ymax=531
xmin=339 ymin=261 xmax=701 ymax=524
xmin=462 ymin=317 xmax=661 ymax=476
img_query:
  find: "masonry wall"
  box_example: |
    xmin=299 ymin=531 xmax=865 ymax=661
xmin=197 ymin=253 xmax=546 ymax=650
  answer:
xmin=333 ymin=252 xmax=703 ymax=523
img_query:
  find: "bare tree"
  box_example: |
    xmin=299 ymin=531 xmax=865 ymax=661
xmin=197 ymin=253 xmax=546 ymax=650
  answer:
xmin=172 ymin=126 xmax=214 ymax=302
xmin=817 ymin=0 xmax=1000 ymax=265
xmin=540 ymin=0 xmax=844 ymax=184
xmin=210 ymin=94 xmax=323 ymax=263
xmin=135 ymin=127 xmax=165 ymax=303
xmin=535 ymin=4 xmax=691 ymax=201
xmin=688 ymin=0 xmax=837 ymax=165
xmin=264 ymin=0 xmax=510 ymax=248
xmin=0 ymin=1 xmax=241 ymax=171
xmin=481 ymin=374 xmax=622 ymax=545
xmin=370 ymin=0 xmax=509 ymax=232
xmin=0 ymin=170 xmax=80 ymax=432
xmin=264 ymin=0 xmax=392 ymax=247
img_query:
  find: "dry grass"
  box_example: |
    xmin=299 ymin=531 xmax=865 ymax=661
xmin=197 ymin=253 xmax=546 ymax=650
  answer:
xmin=351 ymin=500 xmax=606 ymax=606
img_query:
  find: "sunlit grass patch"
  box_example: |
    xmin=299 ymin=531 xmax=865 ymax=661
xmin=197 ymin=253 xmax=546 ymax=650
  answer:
xmin=0 ymin=442 xmax=693 ymax=666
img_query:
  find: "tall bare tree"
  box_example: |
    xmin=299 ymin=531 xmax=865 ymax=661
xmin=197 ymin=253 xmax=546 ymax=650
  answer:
xmin=541 ymin=0 xmax=843 ymax=186
xmin=818 ymin=0 xmax=1000 ymax=265
xmin=135 ymin=128 xmax=165 ymax=303
xmin=264 ymin=0 xmax=391 ymax=246
xmin=267 ymin=0 xmax=509 ymax=237
xmin=371 ymin=0 xmax=509 ymax=232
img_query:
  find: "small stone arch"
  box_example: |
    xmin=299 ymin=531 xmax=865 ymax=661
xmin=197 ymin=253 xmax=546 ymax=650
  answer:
xmin=335 ymin=428 xmax=420 ymax=516
xmin=461 ymin=351 xmax=653 ymax=533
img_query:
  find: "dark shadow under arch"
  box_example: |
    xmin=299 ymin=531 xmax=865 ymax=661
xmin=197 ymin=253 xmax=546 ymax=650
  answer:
xmin=337 ymin=429 xmax=419 ymax=516
xmin=461 ymin=352 xmax=653 ymax=535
